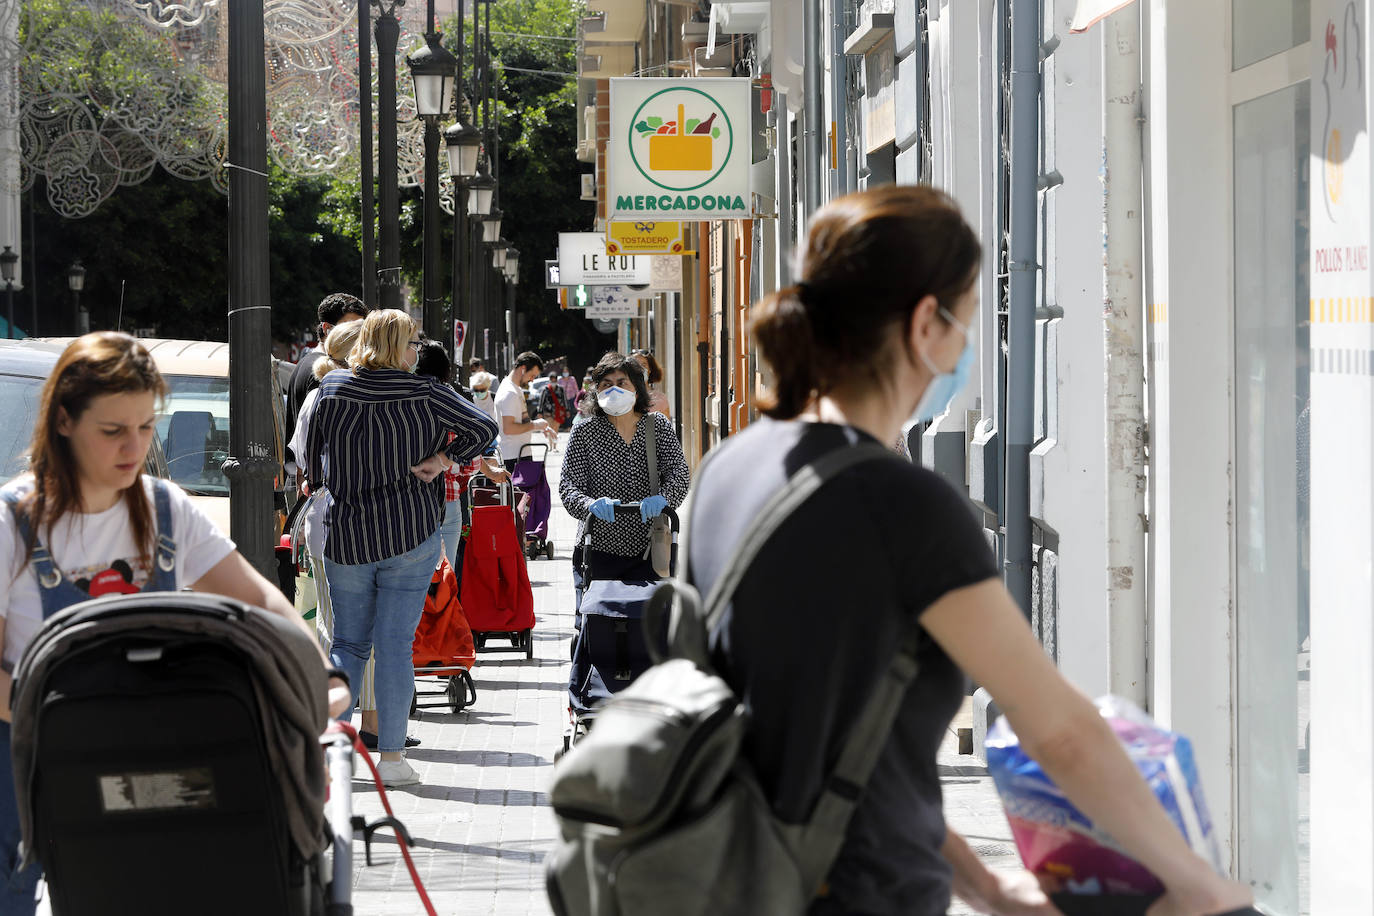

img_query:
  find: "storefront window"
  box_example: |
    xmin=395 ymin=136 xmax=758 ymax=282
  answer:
xmin=1233 ymin=81 xmax=1310 ymax=915
xmin=1233 ymin=0 xmax=1311 ymax=69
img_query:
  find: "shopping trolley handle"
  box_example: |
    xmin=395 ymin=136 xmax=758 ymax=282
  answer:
xmin=603 ymin=502 xmax=680 ymax=531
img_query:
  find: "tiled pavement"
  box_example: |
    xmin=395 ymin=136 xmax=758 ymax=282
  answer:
xmin=342 ymin=435 xmax=1021 ymax=915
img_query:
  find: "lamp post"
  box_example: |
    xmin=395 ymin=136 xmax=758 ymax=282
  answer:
xmin=446 ymin=118 xmax=480 ymax=360
xmin=67 ymin=260 xmax=86 ymax=334
xmin=374 ymin=1 xmax=403 ymax=310
xmin=406 ymin=4 xmax=458 ymax=344
xmin=1 ymin=247 xmax=16 ymax=339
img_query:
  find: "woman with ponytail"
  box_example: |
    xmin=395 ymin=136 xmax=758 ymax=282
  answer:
xmin=687 ymin=186 xmax=1250 ymax=916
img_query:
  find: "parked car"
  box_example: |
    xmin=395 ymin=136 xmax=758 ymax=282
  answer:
xmin=526 ymin=375 xmax=552 ymax=418
xmin=0 ymin=339 xmax=168 ymax=484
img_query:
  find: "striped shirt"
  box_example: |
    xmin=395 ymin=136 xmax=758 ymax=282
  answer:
xmin=306 ymin=368 xmax=499 ymax=565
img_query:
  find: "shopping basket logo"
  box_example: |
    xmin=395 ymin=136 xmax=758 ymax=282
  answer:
xmin=627 ymin=85 xmax=733 ymax=193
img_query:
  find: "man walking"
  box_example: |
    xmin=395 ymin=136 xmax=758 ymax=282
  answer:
xmin=496 ymin=351 xmax=551 ymax=473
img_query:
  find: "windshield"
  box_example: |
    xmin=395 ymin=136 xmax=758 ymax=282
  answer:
xmin=0 ymin=374 xmax=43 ymax=483
xmin=157 ymin=374 xmax=231 ymax=497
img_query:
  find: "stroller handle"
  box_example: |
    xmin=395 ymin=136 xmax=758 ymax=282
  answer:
xmin=607 ymin=502 xmax=680 ymax=531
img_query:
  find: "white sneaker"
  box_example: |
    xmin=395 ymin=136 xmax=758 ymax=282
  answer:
xmin=375 ymin=758 xmax=421 ymax=787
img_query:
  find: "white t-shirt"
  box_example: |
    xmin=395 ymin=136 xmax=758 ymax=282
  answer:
xmin=495 ymin=375 xmax=531 ymax=462
xmin=0 ymin=476 xmax=236 ymax=668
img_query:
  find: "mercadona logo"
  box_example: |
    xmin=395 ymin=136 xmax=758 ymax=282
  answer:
xmin=621 ymin=85 xmax=745 ymax=215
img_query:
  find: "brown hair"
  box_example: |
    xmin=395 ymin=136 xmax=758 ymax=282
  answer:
xmin=751 ymin=185 xmax=981 ymax=419
xmin=631 ymin=349 xmax=663 ymax=385
xmin=18 ymin=332 xmax=168 ymax=568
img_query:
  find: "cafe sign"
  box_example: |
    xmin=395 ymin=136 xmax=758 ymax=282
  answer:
xmin=606 ymin=221 xmax=686 ymax=255
xmin=558 ymin=232 xmax=652 ymax=285
xmin=609 ymin=78 xmax=752 ymax=220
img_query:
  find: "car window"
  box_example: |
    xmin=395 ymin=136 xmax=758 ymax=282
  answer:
xmin=158 ymin=374 xmax=231 ymax=497
xmin=0 ymin=374 xmax=43 ymax=483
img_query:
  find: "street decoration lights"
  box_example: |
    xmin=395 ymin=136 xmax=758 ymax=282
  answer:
xmin=1 ymin=247 xmax=17 ymax=339
xmin=67 ymin=260 xmax=87 ymax=334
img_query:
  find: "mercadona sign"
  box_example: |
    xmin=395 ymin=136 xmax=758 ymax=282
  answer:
xmin=609 ymin=77 xmax=751 ymax=221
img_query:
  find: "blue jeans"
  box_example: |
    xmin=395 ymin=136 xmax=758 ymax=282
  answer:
xmin=325 ymin=529 xmax=441 ymax=753
xmin=440 ymin=499 xmax=463 ymax=570
xmin=0 ymin=724 xmax=39 ymax=915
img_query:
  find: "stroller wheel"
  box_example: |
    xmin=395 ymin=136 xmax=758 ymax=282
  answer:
xmin=545 ymin=541 xmax=555 ymax=560
xmin=447 ymin=671 xmax=477 ymax=713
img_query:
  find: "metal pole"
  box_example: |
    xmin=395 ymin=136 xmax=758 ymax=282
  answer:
xmin=1103 ymin=3 xmax=1148 ymax=705
xmin=802 ymin=0 xmax=824 ymax=216
xmin=226 ymin=0 xmax=277 ymax=577
xmin=375 ymin=4 xmax=402 ymax=310
xmin=5 ymin=281 xmax=12 ymax=339
xmin=450 ymin=0 xmax=467 ymax=363
xmin=831 ymin=0 xmax=850 ymax=194
xmin=421 ymin=0 xmax=443 ymax=342
xmin=1003 ymin=0 xmax=1039 ymax=616
xmin=359 ymin=0 xmax=377 ymax=307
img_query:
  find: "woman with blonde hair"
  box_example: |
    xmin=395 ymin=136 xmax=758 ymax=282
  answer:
xmin=0 ymin=332 xmax=348 ymax=915
xmin=306 ymin=309 xmax=498 ymax=786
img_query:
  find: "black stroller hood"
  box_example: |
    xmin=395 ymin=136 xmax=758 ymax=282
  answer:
xmin=9 ymin=592 xmax=330 ymax=867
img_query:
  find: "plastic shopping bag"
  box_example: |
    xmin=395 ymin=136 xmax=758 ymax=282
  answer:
xmin=985 ymin=696 xmax=1224 ymax=900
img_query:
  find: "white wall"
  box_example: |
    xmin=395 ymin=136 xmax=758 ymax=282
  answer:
xmin=1143 ymin=0 xmax=1237 ymax=866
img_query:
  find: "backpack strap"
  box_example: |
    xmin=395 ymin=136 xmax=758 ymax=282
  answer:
xmin=649 ymin=438 xmax=926 ymax=897
xmin=645 ymin=414 xmax=660 ymax=496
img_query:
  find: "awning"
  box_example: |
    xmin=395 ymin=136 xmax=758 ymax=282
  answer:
xmin=1070 ymin=0 xmax=1139 ymax=33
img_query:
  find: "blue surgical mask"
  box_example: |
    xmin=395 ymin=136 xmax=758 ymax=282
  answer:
xmin=597 ymin=386 xmax=636 ymax=417
xmin=910 ymin=308 xmax=974 ymax=425
xmin=473 ymin=389 xmax=489 ymax=400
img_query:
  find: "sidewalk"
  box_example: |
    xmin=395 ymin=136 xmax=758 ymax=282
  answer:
xmin=342 ymin=437 xmax=1020 ymax=915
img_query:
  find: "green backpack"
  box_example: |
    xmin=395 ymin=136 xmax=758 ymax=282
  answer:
xmin=545 ymin=442 xmax=922 ymax=916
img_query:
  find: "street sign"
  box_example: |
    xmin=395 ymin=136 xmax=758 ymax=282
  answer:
xmin=558 ymin=232 xmax=652 ymax=285
xmin=587 ymin=286 xmax=641 ymax=319
xmin=545 ymin=260 xmax=561 ymax=289
xmin=605 ymin=221 xmax=686 ymax=255
xmin=609 ymin=78 xmax=752 ymax=221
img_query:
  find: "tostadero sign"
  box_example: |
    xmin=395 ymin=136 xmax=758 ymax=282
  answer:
xmin=609 ymin=77 xmax=752 ymax=221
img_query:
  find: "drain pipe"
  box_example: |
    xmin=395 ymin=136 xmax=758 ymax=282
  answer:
xmin=1003 ymin=0 xmax=1040 ymax=616
xmin=1102 ymin=4 xmax=1149 ymax=707
xmin=802 ymin=0 xmax=824 ymax=216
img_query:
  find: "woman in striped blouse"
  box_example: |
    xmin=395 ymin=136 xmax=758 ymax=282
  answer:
xmin=306 ymin=309 xmax=498 ymax=787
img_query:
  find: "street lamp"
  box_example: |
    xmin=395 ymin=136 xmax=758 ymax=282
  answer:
xmin=445 ymin=119 xmax=482 ymax=179
xmin=407 ymin=16 xmax=459 ymax=345
xmin=1 ymin=246 xmax=17 ymax=339
xmin=406 ymin=30 xmax=459 ymax=118
xmin=481 ymin=206 xmax=503 ymax=243
xmin=505 ymin=247 xmax=520 ymax=279
xmin=490 ymin=238 xmax=508 ymax=270
xmin=466 ymin=164 xmax=495 ymax=216
xmin=68 ymin=260 xmax=86 ymax=334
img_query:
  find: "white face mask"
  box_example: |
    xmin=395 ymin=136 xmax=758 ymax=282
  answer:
xmin=597 ymin=386 xmax=636 ymax=417
xmin=473 ymin=389 xmax=489 ymax=400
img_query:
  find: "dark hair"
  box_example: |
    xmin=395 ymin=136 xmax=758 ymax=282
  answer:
xmin=20 ymin=333 xmax=169 ymax=570
xmin=631 ymin=349 xmax=663 ymax=385
xmin=415 ymin=340 xmax=452 ymax=384
xmin=317 ymin=293 xmax=367 ymax=330
xmin=751 ymin=185 xmax=981 ymax=419
xmin=514 ymin=350 xmax=543 ymax=371
xmin=589 ymin=352 xmax=651 ymax=418
xmin=469 ymin=357 xmax=484 ymax=372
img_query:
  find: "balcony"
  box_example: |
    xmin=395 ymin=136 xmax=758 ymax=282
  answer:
xmin=586 ymin=0 xmax=647 ymax=43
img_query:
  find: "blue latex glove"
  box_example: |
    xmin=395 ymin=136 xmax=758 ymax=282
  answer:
xmin=639 ymin=494 xmax=668 ymax=523
xmin=589 ymin=497 xmax=620 ymax=522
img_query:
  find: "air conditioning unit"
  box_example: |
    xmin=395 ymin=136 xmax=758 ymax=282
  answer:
xmin=580 ymin=173 xmax=597 ymax=200
xmin=693 ymin=44 xmax=733 ymax=76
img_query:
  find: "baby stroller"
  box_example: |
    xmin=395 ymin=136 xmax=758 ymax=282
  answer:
xmin=510 ymin=442 xmax=555 ymax=561
xmin=411 ymin=555 xmax=479 ymax=715
xmin=559 ymin=503 xmax=678 ymax=759
xmin=8 ymin=592 xmax=410 ymax=916
xmin=462 ymin=475 xmax=537 ymax=659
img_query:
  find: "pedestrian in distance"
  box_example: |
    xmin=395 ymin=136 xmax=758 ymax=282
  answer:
xmin=306 ymin=309 xmax=498 ymax=787
xmin=496 ymin=351 xmax=553 ymax=473
xmin=685 ymin=185 xmax=1253 ymax=916
xmin=0 ymin=332 xmax=350 ymax=915
xmin=630 ymin=348 xmax=671 ymax=418
xmin=285 ymin=293 xmax=370 ymax=473
xmin=559 ymin=352 xmax=689 ymax=582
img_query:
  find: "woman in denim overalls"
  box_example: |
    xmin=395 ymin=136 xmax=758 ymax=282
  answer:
xmin=0 ymin=333 xmax=347 ymax=915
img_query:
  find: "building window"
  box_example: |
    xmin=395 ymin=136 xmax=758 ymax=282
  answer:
xmin=1233 ymin=0 xmax=1311 ymax=69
